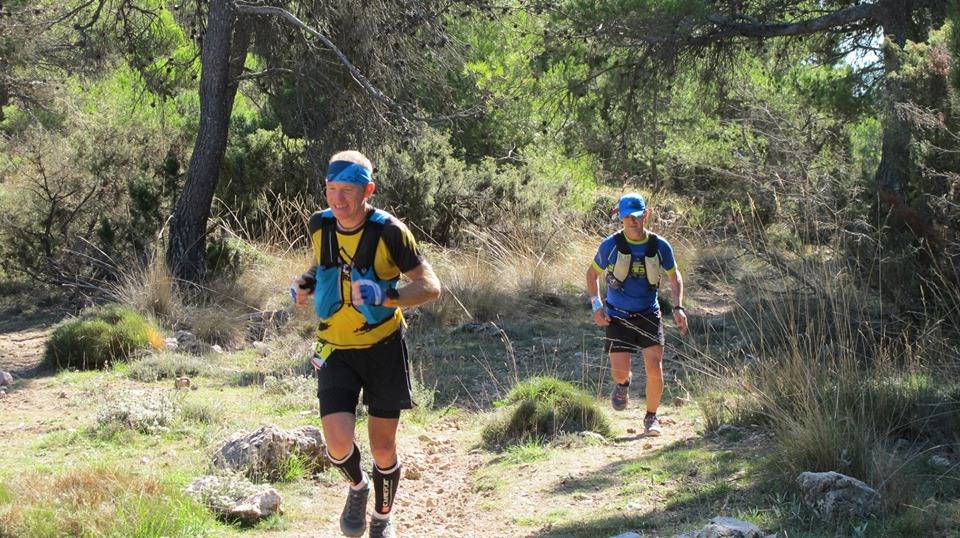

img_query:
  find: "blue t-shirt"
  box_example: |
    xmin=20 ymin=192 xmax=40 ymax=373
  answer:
xmin=592 ymin=232 xmax=677 ymax=316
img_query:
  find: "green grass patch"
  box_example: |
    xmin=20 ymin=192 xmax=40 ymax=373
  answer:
xmin=482 ymin=377 xmax=611 ymax=447
xmin=44 ymin=304 xmax=165 ymax=370
xmin=501 ymin=439 xmax=553 ymax=464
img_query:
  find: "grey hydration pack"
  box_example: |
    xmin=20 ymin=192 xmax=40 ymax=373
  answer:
xmin=605 ymin=231 xmax=661 ymax=291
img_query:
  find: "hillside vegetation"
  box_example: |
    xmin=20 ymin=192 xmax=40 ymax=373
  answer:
xmin=2 ymin=1 xmax=960 ymax=537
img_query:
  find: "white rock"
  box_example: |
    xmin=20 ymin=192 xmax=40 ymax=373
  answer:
xmin=578 ymin=431 xmax=606 ymax=443
xmin=677 ymin=516 xmax=763 ymax=538
xmin=210 ymin=344 xmax=223 ymax=354
xmin=610 ymin=533 xmax=642 ymax=538
xmin=929 ymin=455 xmax=951 ymax=469
xmin=0 ymin=371 xmax=13 ymax=387
xmin=212 ymin=424 xmax=328 ymax=481
xmin=230 ymin=489 xmax=282 ymax=521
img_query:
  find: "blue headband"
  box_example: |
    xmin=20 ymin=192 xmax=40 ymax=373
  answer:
xmin=326 ymin=160 xmax=372 ymax=186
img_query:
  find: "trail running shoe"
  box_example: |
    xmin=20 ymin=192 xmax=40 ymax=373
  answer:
xmin=340 ymin=483 xmax=369 ymax=537
xmin=611 ymin=381 xmax=630 ymax=411
xmin=644 ymin=414 xmax=662 ymax=437
xmin=369 ymin=516 xmax=396 ymax=538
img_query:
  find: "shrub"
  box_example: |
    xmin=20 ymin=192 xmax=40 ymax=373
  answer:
xmin=95 ymin=389 xmax=177 ymax=434
xmin=44 ymin=305 xmax=164 ymax=370
xmin=377 ymin=128 xmax=574 ymax=246
xmin=126 ymin=352 xmax=216 ymax=382
xmin=481 ymin=377 xmax=611 ymax=447
xmin=179 ymin=399 xmax=226 ymax=426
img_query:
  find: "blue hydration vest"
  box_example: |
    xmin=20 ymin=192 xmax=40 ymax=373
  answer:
xmin=313 ymin=209 xmax=399 ymax=326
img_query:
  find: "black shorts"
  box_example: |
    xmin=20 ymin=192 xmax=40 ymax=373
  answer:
xmin=604 ymin=312 xmax=665 ymax=354
xmin=316 ymin=331 xmax=413 ymax=419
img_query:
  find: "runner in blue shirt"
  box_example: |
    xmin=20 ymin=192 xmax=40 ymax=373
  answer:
xmin=586 ymin=193 xmax=688 ymax=436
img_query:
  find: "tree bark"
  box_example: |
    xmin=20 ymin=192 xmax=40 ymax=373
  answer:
xmin=874 ymin=1 xmax=913 ymax=201
xmin=166 ymin=0 xmax=250 ymax=284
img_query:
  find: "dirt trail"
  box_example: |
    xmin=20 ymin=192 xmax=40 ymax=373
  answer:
xmin=0 ymin=312 xmax=60 ymax=378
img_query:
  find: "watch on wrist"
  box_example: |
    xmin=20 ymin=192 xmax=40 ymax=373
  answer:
xmin=385 ymin=288 xmax=400 ymax=302
xmin=674 ymin=306 xmax=685 ymax=313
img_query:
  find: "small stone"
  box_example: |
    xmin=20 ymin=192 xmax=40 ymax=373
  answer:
xmin=929 ymin=455 xmax=951 ymax=469
xmin=405 ymin=466 xmax=422 ymax=480
xmin=58 ymin=391 xmax=67 ymax=399
xmin=643 ymin=443 xmax=653 ymax=450
xmin=252 ymin=341 xmax=270 ymax=356
xmin=418 ymin=434 xmax=434 ymax=444
xmin=579 ymin=431 xmax=606 ymax=443
xmin=0 ymin=390 xmax=7 ymax=399
xmin=626 ymin=427 xmax=637 ymax=434
xmin=174 ymin=377 xmax=191 ymax=390
xmin=610 ymin=532 xmax=642 ymax=538
xmin=210 ymin=344 xmax=223 ymax=354
xmin=0 ymin=371 xmax=13 ymax=387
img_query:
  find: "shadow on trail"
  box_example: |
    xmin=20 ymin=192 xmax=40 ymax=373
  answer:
xmin=0 ymin=309 xmax=66 ymax=379
xmin=526 ymin=435 xmax=799 ymax=538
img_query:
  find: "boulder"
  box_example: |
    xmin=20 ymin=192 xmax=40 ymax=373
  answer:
xmin=0 ymin=371 xmax=13 ymax=387
xmin=677 ymin=516 xmax=763 ymax=538
xmin=185 ymin=474 xmax=282 ymax=523
xmin=212 ymin=424 xmax=329 ymax=481
xmin=797 ymin=471 xmax=880 ymax=523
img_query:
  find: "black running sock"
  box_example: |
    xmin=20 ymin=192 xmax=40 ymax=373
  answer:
xmin=372 ymin=460 xmax=402 ymax=515
xmin=645 ymin=411 xmax=657 ymax=419
xmin=618 ymin=380 xmax=630 ymax=387
xmin=328 ymin=443 xmax=365 ymax=486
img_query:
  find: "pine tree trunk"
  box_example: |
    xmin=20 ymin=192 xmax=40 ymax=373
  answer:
xmin=874 ymin=1 xmax=913 ymax=201
xmin=166 ymin=0 xmax=250 ymax=284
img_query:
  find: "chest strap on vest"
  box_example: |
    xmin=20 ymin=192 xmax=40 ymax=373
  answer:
xmin=319 ymin=211 xmax=385 ymax=272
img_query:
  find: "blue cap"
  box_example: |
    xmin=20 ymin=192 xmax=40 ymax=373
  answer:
xmin=618 ymin=193 xmax=646 ymax=219
xmin=326 ymin=160 xmax=372 ymax=186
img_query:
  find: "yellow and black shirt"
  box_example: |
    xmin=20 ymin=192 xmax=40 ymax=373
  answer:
xmin=305 ymin=208 xmax=423 ymax=349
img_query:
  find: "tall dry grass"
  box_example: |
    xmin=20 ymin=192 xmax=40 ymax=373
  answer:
xmin=423 ymin=220 xmax=597 ymax=325
xmin=688 ymin=214 xmax=960 ymax=519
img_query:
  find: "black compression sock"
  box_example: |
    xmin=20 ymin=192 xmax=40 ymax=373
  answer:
xmin=645 ymin=411 xmax=657 ymax=419
xmin=372 ymin=460 xmax=402 ymax=515
xmin=328 ymin=443 xmax=365 ymax=486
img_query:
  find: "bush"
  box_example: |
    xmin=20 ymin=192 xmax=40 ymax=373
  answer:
xmin=376 ymin=128 xmax=575 ymax=246
xmin=481 ymin=377 xmax=611 ymax=447
xmin=95 ymin=389 xmax=177 ymax=434
xmin=126 ymin=352 xmax=217 ymax=382
xmin=44 ymin=305 xmax=164 ymax=370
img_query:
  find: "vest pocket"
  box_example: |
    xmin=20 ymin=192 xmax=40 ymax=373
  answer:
xmin=313 ymin=266 xmax=342 ymax=320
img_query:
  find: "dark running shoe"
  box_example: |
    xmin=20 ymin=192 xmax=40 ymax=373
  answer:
xmin=644 ymin=414 xmax=662 ymax=437
xmin=340 ymin=483 xmax=369 ymax=537
xmin=369 ymin=516 xmax=396 ymax=538
xmin=611 ymin=380 xmax=630 ymax=411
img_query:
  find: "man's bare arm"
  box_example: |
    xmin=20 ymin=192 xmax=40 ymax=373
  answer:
xmin=387 ymin=261 xmax=441 ymax=308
